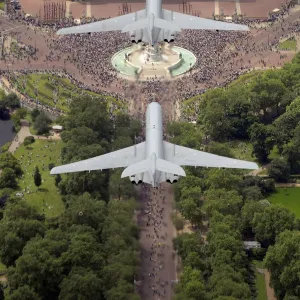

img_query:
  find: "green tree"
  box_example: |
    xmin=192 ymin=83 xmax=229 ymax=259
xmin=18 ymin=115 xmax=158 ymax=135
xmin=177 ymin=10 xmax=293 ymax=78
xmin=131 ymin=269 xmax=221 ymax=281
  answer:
xmin=264 ymin=230 xmax=300 ymax=299
xmin=241 ymin=201 xmax=264 ymax=235
xmin=31 ymin=108 xmax=40 ymax=122
xmin=174 ymin=267 xmax=206 ymax=300
xmin=172 ymin=214 xmax=184 ymax=231
xmin=198 ymin=88 xmax=232 ymax=141
xmin=0 ymin=168 xmax=17 ymax=189
xmin=55 ymin=174 xmax=62 ymax=187
xmin=180 ymin=198 xmax=202 ymax=226
xmin=34 ymin=112 xmax=51 ymax=135
xmin=205 ymin=142 xmax=234 ymax=158
xmin=282 ymin=123 xmax=300 ymax=173
xmin=249 ymin=71 xmax=287 ymax=120
xmin=0 ymin=152 xmax=22 ymax=176
xmin=3 ymin=93 xmax=20 ymax=109
xmin=59 ymin=193 xmax=106 ymax=232
xmin=24 ymin=136 xmax=35 ymax=147
xmin=241 ymin=186 xmax=263 ymax=201
xmin=267 ymin=158 xmax=290 ymax=182
xmin=34 ymin=166 xmax=42 ymax=189
xmin=249 ymin=123 xmax=273 ymax=162
xmin=208 ymin=265 xmax=251 ymax=299
xmin=204 ymin=189 xmax=243 ymax=217
xmin=112 ymin=136 xmax=133 ymax=150
xmin=206 ymin=169 xmax=241 ymax=190
xmin=252 ymin=206 xmax=296 ymax=247
xmin=109 ymin=169 xmax=135 ymax=200
xmin=6 ymin=285 xmax=41 ymax=300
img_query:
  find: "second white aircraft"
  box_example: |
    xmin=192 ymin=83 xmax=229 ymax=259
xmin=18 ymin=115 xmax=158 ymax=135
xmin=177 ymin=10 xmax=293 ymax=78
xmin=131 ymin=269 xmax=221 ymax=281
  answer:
xmin=56 ymin=0 xmax=249 ymax=45
xmin=50 ymin=102 xmax=258 ymax=187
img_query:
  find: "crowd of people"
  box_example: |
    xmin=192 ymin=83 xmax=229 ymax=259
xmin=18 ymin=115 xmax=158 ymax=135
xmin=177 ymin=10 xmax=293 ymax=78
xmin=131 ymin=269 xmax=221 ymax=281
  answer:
xmin=0 ymin=2 xmax=299 ymax=299
xmin=1 ymin=1 xmax=299 ymax=122
xmin=138 ymin=184 xmax=175 ymax=299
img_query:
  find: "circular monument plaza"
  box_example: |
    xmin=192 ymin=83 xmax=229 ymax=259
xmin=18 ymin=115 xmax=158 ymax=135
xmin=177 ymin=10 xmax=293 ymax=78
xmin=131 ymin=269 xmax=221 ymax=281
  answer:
xmin=111 ymin=43 xmax=197 ymax=80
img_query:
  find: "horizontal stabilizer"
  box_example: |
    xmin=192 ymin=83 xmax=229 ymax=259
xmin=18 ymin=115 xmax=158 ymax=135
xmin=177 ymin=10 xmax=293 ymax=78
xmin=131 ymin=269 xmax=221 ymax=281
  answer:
xmin=121 ymin=159 xmax=150 ymax=178
xmin=156 ymin=158 xmax=186 ymax=177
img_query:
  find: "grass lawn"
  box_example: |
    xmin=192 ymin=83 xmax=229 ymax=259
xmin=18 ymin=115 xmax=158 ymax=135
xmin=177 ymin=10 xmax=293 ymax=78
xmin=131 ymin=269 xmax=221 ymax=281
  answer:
xmin=225 ymin=140 xmax=255 ymax=162
xmin=268 ymin=188 xmax=300 ymax=218
xmin=228 ymin=70 xmax=264 ymax=88
xmin=253 ymin=260 xmax=267 ymax=300
xmin=258 ymin=168 xmax=268 ymax=175
xmin=14 ymin=139 xmax=64 ymax=218
xmin=278 ymin=38 xmax=297 ymax=51
xmin=12 ymin=74 xmax=126 ymax=113
xmin=0 ymin=1 xmax=4 ymax=10
xmin=24 ymin=112 xmax=38 ymax=135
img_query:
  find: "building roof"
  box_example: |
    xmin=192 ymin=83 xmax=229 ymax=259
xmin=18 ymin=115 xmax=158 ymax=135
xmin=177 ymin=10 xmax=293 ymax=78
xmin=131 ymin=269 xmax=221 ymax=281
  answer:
xmin=243 ymin=241 xmax=261 ymax=250
xmin=52 ymin=125 xmax=63 ymax=130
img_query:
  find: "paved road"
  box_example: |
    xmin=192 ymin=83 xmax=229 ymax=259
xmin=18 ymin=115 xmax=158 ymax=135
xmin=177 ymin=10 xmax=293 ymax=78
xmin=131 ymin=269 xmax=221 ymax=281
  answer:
xmin=137 ymin=183 xmax=176 ymax=300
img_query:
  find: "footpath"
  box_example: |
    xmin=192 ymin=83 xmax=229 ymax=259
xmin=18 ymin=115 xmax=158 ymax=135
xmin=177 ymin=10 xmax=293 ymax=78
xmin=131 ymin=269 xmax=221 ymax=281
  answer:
xmin=8 ymin=120 xmax=61 ymax=154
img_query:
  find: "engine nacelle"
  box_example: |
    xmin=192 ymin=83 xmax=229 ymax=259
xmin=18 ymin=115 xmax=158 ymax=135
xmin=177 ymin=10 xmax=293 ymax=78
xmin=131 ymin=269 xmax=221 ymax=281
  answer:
xmin=163 ymin=29 xmax=176 ymax=43
xmin=130 ymin=174 xmax=143 ymax=185
xmin=130 ymin=31 xmax=136 ymax=43
xmin=166 ymin=174 xmax=179 ymax=184
xmin=129 ymin=29 xmax=143 ymax=43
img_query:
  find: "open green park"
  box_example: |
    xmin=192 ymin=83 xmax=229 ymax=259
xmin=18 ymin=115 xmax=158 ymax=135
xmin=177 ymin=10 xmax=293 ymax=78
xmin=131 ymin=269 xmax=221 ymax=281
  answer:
xmin=278 ymin=37 xmax=297 ymax=51
xmin=13 ymin=139 xmax=64 ymax=218
xmin=268 ymin=187 xmax=300 ymax=218
xmin=11 ymin=74 xmax=125 ymax=113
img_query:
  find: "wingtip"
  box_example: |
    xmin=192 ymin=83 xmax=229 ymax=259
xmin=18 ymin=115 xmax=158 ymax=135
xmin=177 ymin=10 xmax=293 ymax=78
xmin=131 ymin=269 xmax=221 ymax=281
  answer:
xmin=56 ymin=29 xmax=64 ymax=35
xmin=249 ymin=162 xmax=259 ymax=170
xmin=50 ymin=167 xmax=57 ymax=175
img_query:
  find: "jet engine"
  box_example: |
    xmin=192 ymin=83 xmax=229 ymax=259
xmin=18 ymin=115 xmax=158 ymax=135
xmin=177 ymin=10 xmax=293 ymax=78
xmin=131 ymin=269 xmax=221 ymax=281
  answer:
xmin=163 ymin=29 xmax=175 ymax=43
xmin=130 ymin=174 xmax=143 ymax=185
xmin=166 ymin=174 xmax=179 ymax=184
xmin=130 ymin=29 xmax=143 ymax=43
xmin=130 ymin=31 xmax=136 ymax=43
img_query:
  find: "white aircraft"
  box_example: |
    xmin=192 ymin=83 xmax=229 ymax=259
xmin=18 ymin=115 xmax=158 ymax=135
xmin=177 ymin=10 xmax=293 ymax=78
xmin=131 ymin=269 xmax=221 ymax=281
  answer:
xmin=50 ymin=102 xmax=258 ymax=187
xmin=56 ymin=0 xmax=249 ymax=45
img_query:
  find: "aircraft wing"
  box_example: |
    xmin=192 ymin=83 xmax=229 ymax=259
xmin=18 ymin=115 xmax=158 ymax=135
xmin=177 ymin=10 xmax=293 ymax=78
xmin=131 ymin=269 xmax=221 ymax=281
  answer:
xmin=50 ymin=142 xmax=146 ymax=175
xmin=57 ymin=9 xmax=146 ymax=35
xmin=163 ymin=141 xmax=258 ymax=170
xmin=162 ymin=9 xmax=249 ymax=31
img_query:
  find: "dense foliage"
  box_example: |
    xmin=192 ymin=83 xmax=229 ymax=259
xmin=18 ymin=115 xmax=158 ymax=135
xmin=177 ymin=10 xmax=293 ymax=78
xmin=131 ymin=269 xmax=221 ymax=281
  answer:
xmin=0 ymin=96 xmax=141 ymax=300
xmin=169 ymin=102 xmax=299 ymax=299
xmin=194 ymin=53 xmax=300 ymax=173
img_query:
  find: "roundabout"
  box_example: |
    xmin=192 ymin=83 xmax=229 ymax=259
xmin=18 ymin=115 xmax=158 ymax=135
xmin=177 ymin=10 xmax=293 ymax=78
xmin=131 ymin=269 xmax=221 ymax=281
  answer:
xmin=111 ymin=43 xmax=197 ymax=81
